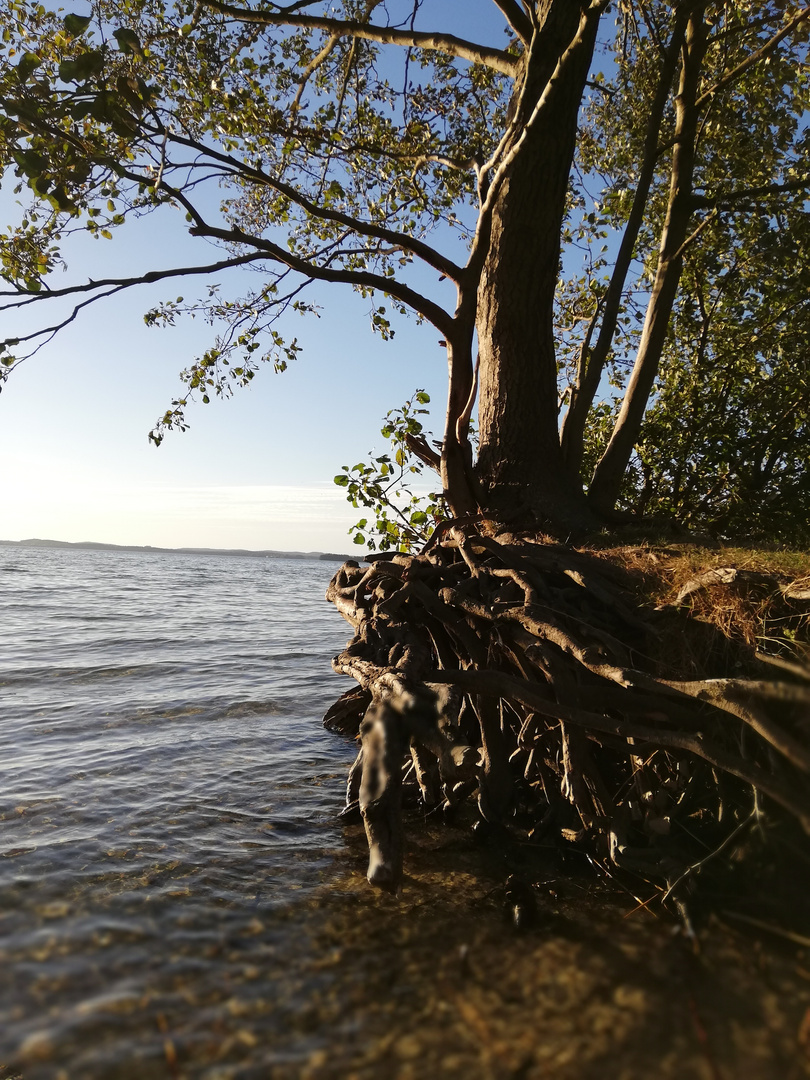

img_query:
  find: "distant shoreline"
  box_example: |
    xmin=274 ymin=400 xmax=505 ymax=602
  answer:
xmin=0 ymin=537 xmax=353 ymax=563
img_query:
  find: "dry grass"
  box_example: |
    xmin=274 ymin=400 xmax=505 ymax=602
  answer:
xmin=584 ymin=542 xmax=810 ymax=678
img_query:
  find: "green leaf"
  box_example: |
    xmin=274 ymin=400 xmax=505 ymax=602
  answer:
xmin=49 ymin=185 xmax=78 ymax=213
xmin=113 ymin=27 xmax=143 ymax=55
xmin=16 ymin=52 xmax=41 ymax=82
xmin=334 ymin=474 xmax=349 ymax=486
xmin=63 ymin=12 xmax=93 ymax=36
xmin=415 ymin=391 xmax=430 ymax=404
xmin=59 ymin=58 xmax=83 ymax=82
xmin=13 ymin=150 xmax=48 ymax=178
xmin=63 ymin=50 xmax=104 ymax=82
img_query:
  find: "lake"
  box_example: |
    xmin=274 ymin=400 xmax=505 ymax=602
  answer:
xmin=1 ymin=545 xmax=807 ymax=1080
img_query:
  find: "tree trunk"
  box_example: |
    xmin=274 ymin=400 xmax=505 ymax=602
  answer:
xmin=559 ymin=9 xmax=688 ymax=477
xmin=474 ymin=0 xmax=602 ymax=535
xmin=440 ymin=302 xmax=480 ymax=518
xmin=587 ymin=9 xmax=708 ymax=516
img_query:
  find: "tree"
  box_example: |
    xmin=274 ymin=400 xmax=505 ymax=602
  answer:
xmin=3 ymin=1 xmax=809 ymax=544
xmin=3 ymin=1 xmax=810 ymax=898
xmin=1 ymin=1 xmax=809 ymax=539
xmin=565 ymin=1 xmax=810 ymax=532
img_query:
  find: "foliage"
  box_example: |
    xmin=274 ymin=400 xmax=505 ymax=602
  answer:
xmin=0 ymin=0 xmax=505 ymax=374
xmin=631 ymin=210 xmax=810 ymax=544
xmin=334 ymin=390 xmax=446 ymax=551
xmin=564 ymin=0 xmax=810 ymax=542
xmin=145 ymin=288 xmax=307 ymax=445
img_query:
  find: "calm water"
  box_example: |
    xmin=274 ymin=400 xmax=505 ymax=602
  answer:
xmin=3 ymin=546 xmax=807 ymax=1080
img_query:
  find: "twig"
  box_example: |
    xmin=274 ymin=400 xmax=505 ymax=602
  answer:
xmin=720 ymin=911 xmax=810 ymax=949
xmin=660 ymin=810 xmax=758 ymax=903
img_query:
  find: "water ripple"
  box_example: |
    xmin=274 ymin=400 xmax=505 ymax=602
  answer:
xmin=0 ymin=546 xmax=364 ymax=1076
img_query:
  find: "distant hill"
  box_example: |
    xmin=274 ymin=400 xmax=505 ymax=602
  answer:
xmin=0 ymin=537 xmax=354 ymax=562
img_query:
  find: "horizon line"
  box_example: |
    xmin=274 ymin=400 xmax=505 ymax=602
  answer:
xmin=0 ymin=536 xmax=356 ymax=561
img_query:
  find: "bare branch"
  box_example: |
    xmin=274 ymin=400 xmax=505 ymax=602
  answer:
xmin=0 ymin=253 xmax=266 ymax=313
xmin=199 ymin=1 xmax=520 ymax=76
xmin=671 ymin=207 xmax=718 ymax=262
xmin=178 ymin=213 xmax=454 ymax=334
xmin=490 ymin=0 xmax=533 ymax=43
xmin=291 ymin=32 xmax=339 ymax=114
xmin=404 ymin=431 xmax=441 ymax=472
xmin=560 ymin=6 xmax=688 ymax=472
xmin=456 ymin=351 xmax=479 ymax=443
xmin=691 ymin=175 xmax=810 ymax=210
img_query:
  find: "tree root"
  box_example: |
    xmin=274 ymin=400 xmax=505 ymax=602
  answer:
xmin=325 ymin=531 xmax=810 ymax=905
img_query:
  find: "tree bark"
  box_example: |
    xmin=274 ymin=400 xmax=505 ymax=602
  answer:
xmin=474 ymin=0 xmax=603 ymax=535
xmin=587 ymin=8 xmax=709 ymax=516
xmin=440 ymin=302 xmax=480 ymax=518
xmin=559 ymin=8 xmax=688 ymax=476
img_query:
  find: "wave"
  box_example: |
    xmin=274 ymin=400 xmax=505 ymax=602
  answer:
xmin=0 ymin=661 xmax=191 ymax=687
xmin=133 ymin=697 xmax=292 ymax=722
xmin=220 ymin=699 xmax=291 ymax=718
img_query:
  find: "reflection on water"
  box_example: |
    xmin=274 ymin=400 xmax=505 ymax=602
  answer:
xmin=1 ymin=546 xmax=809 ymax=1079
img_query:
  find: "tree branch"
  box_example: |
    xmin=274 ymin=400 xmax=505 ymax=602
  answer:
xmin=291 ymin=32 xmax=339 ymax=114
xmin=198 ymin=1 xmax=520 ymax=76
xmin=181 ymin=215 xmax=454 ymax=335
xmin=696 ymin=5 xmax=810 ymax=107
xmin=162 ymin=129 xmax=465 ymax=283
xmin=560 ymin=5 xmax=688 ymax=473
xmin=456 ymin=351 xmax=479 ymax=443
xmin=404 ymin=431 xmax=441 ymax=472
xmin=691 ymin=175 xmax=810 ymax=210
xmin=490 ymin=0 xmax=533 ymax=43
xmin=0 ymin=253 xmax=267 ymax=313
xmin=671 ymin=207 xmax=718 ymax=262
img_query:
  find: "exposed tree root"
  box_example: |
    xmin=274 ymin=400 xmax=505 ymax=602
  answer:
xmin=324 ymin=528 xmax=810 ymax=916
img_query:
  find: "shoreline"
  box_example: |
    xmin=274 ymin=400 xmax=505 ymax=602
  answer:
xmin=0 ymin=537 xmax=352 ymax=562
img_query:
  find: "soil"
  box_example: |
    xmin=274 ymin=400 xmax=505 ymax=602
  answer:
xmin=299 ymin=817 xmax=810 ymax=1080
